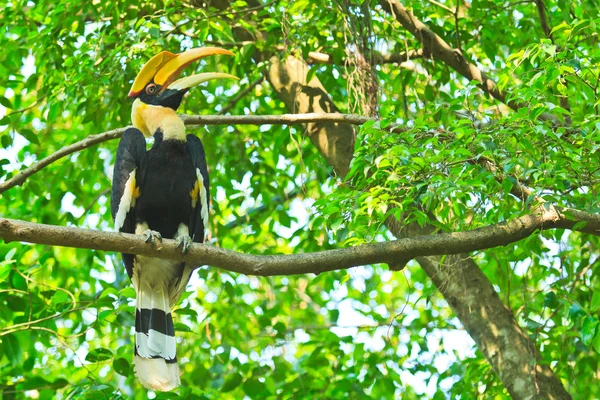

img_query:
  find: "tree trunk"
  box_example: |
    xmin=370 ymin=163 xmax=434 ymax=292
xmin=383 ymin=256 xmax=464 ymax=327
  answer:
xmin=386 ymin=217 xmax=571 ymax=399
xmin=265 ymin=56 xmax=355 ymax=177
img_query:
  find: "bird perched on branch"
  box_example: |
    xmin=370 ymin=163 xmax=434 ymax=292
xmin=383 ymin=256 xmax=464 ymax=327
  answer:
xmin=110 ymin=47 xmax=237 ymax=391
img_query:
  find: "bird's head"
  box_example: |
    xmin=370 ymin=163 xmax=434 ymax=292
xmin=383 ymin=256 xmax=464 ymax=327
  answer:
xmin=128 ymin=47 xmax=238 ymax=137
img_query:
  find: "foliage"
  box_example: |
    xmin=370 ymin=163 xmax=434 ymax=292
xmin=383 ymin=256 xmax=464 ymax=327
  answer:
xmin=1 ymin=0 xmax=599 ymax=398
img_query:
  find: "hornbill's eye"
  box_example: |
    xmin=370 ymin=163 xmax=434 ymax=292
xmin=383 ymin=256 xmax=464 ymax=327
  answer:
xmin=146 ymin=83 xmax=158 ymax=95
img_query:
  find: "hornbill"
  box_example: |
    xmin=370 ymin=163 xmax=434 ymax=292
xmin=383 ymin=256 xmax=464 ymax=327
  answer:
xmin=110 ymin=47 xmax=237 ymax=391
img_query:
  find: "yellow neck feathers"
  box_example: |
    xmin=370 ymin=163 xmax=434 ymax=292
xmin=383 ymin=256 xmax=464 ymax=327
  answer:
xmin=131 ymin=99 xmax=186 ymax=141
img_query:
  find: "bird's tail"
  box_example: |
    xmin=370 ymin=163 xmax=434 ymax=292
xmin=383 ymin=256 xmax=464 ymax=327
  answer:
xmin=133 ymin=279 xmax=180 ymax=391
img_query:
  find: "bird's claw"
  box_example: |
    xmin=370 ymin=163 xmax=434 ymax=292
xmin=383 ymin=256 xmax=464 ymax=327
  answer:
xmin=176 ymin=235 xmax=193 ymax=255
xmin=143 ymin=229 xmax=162 ymax=245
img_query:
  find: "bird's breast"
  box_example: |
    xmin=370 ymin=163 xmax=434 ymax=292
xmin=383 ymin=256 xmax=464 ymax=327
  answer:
xmin=135 ymin=140 xmax=196 ymax=238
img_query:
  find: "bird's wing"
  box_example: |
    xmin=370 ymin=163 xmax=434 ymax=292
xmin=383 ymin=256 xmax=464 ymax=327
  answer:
xmin=111 ymin=128 xmax=147 ymax=277
xmin=185 ymin=134 xmax=210 ymax=244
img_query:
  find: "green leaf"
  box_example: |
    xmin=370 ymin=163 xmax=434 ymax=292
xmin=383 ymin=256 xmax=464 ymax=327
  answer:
xmin=544 ymin=291 xmax=559 ymax=309
xmin=5 ymin=247 xmax=17 ymax=261
xmin=22 ymin=356 xmax=35 ymax=372
xmin=581 ymin=317 xmax=599 ymax=346
xmin=113 ymin=357 xmax=131 ymax=376
xmin=592 ymin=329 xmax=600 ymax=354
xmin=569 ymin=302 xmax=585 ymax=320
xmin=361 ymin=120 xmax=375 ymax=131
xmin=47 ymin=102 xmax=61 ymax=122
xmin=306 ymin=67 xmax=317 ymax=83
xmin=119 ymin=287 xmax=136 ymax=299
xmin=86 ymin=348 xmax=113 ymax=363
xmin=243 ymin=378 xmax=264 ymax=396
xmin=340 ymin=273 xmax=350 ymax=285
xmin=590 ymin=292 xmax=600 ymax=312
xmin=0 ymin=96 xmax=12 ymax=109
xmin=174 ymin=322 xmax=192 ymax=332
xmin=0 ymin=261 xmax=13 ymax=283
xmin=18 ymin=128 xmax=40 ymax=145
xmin=1 ymin=134 xmax=11 ymax=148
xmin=51 ymin=290 xmax=70 ymax=305
xmin=525 ymin=318 xmax=542 ymax=330
xmin=3 ymin=333 xmax=22 ymax=364
xmin=222 ymin=373 xmax=243 ymax=392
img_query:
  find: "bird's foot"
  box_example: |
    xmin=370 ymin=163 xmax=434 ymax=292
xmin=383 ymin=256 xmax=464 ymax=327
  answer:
xmin=143 ymin=229 xmax=162 ymax=246
xmin=176 ymin=235 xmax=193 ymax=255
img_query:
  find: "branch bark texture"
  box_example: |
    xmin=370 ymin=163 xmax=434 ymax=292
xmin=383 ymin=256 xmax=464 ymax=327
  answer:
xmin=1 ymin=208 xmax=598 ymax=276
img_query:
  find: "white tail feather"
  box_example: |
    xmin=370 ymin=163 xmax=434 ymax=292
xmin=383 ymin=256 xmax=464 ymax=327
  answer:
xmin=133 ymin=356 xmax=180 ymax=391
xmin=132 ymin=256 xmax=182 ymax=391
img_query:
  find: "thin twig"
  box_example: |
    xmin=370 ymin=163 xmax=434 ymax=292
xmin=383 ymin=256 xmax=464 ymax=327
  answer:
xmin=0 ymin=305 xmax=90 ymax=336
xmin=426 ymin=0 xmax=454 ymax=13
xmin=14 ymin=268 xmax=78 ymax=312
xmin=164 ymin=1 xmax=276 ymax=37
xmin=0 ymin=113 xmax=371 ymax=195
xmin=3 ymin=96 xmax=45 ymax=118
xmin=0 ymin=126 xmax=125 ymax=194
xmin=454 ymin=0 xmax=461 ymax=51
xmin=533 ymin=0 xmax=554 ymax=43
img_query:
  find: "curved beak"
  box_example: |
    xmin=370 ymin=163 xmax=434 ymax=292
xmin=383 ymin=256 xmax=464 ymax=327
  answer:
xmin=128 ymin=47 xmax=238 ymax=98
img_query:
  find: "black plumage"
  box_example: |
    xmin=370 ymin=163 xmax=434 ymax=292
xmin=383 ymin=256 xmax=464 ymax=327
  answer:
xmin=110 ymin=124 xmax=211 ymax=390
xmin=111 ymin=129 xmax=210 ymax=276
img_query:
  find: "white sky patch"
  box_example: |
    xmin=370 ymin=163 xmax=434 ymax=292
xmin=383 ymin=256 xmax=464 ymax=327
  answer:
xmin=60 ymin=192 xmax=84 ymax=218
xmin=0 ymin=54 xmax=37 ymax=178
xmin=22 ymin=54 xmax=36 ymax=78
xmin=0 ymin=134 xmax=30 ymax=178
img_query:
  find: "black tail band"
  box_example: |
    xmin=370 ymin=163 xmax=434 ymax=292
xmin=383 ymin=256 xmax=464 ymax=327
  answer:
xmin=134 ymin=347 xmax=178 ymax=364
xmin=135 ymin=308 xmax=175 ymax=336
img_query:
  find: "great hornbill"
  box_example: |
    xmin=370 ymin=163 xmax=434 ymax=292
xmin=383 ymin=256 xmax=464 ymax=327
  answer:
xmin=110 ymin=47 xmax=237 ymax=391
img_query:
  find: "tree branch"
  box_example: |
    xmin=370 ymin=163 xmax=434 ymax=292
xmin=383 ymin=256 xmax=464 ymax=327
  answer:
xmin=307 ymin=49 xmax=424 ymax=66
xmin=0 ymin=113 xmax=370 ymax=195
xmin=533 ymin=0 xmax=554 ymax=43
xmin=532 ymin=0 xmax=572 ymax=125
xmin=378 ymin=0 xmax=560 ymax=124
xmin=0 ymin=127 xmax=125 ymax=194
xmin=1 ymin=208 xmax=598 ymax=276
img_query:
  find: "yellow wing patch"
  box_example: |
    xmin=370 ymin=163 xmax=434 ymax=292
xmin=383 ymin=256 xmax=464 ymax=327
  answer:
xmin=129 ymin=173 xmax=141 ymax=207
xmin=190 ymin=178 xmax=202 ymax=208
xmin=191 ymin=168 xmax=209 ymax=235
